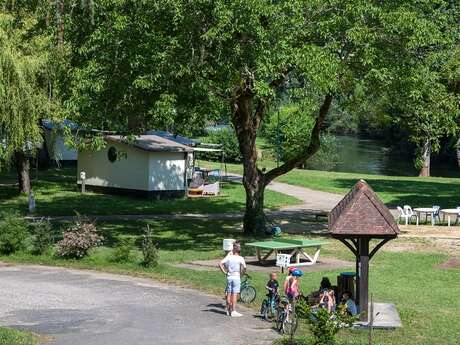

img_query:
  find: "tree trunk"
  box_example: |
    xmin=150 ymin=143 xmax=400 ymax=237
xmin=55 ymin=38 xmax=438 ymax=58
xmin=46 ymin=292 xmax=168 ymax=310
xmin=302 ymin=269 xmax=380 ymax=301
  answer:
xmin=15 ymin=151 xmax=31 ymax=194
xmin=419 ymin=139 xmax=431 ymax=177
xmin=231 ymin=92 xmax=333 ymax=234
xmin=243 ymin=166 xmax=266 ymax=234
xmin=57 ymin=0 xmax=64 ymax=45
xmin=456 ymin=137 xmax=460 ymax=169
xmin=232 ymin=91 xmax=267 ymax=234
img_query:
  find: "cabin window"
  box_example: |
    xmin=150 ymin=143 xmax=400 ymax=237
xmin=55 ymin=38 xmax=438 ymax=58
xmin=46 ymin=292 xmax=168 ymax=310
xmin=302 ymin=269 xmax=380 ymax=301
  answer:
xmin=107 ymin=147 xmax=118 ymax=163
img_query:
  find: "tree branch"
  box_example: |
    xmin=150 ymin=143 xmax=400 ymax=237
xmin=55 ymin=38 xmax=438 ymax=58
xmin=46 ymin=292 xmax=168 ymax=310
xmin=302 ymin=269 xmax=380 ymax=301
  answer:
xmin=264 ymin=93 xmax=333 ymax=185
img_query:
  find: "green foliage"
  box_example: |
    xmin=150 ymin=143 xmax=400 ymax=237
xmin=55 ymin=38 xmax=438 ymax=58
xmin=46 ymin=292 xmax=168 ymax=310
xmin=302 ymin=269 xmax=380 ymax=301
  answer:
xmin=141 ymin=225 xmax=159 ymax=267
xmin=30 ymin=218 xmax=53 ymax=255
xmin=263 ymin=105 xmax=339 ymax=170
xmin=0 ymin=326 xmax=38 ymax=345
xmin=296 ymin=300 xmax=356 ymax=345
xmin=307 ymin=135 xmax=340 ymax=172
xmin=200 ymin=128 xmax=242 ymax=163
xmin=0 ymin=210 xmax=28 ymax=255
xmin=110 ymin=238 xmax=132 ymax=263
xmin=263 ymin=104 xmax=316 ymax=162
xmin=0 ymin=10 xmax=61 ymax=169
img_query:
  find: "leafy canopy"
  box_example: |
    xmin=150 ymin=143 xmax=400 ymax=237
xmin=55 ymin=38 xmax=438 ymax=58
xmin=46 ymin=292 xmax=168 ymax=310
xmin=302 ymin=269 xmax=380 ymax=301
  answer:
xmin=0 ymin=10 xmax=60 ymax=168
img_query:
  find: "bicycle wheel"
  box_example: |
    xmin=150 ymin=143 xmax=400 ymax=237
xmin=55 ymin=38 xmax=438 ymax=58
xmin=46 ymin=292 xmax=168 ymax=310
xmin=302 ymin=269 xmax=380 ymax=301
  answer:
xmin=275 ymin=308 xmax=286 ymax=332
xmin=264 ymin=302 xmax=276 ymax=321
xmin=240 ymin=286 xmax=256 ymax=303
xmin=264 ymin=306 xmax=275 ymax=321
xmin=282 ymin=312 xmax=298 ymax=336
xmin=260 ymin=300 xmax=268 ymax=317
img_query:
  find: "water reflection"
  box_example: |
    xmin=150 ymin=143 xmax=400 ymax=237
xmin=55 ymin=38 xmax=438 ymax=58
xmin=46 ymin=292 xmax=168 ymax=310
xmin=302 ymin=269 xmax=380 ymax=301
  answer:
xmin=327 ymin=136 xmax=459 ymax=177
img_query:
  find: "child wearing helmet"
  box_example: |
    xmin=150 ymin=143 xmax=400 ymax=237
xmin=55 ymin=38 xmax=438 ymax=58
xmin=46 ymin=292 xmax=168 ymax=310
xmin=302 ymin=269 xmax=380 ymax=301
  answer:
xmin=283 ymin=267 xmax=296 ymax=296
xmin=284 ymin=268 xmax=303 ymax=302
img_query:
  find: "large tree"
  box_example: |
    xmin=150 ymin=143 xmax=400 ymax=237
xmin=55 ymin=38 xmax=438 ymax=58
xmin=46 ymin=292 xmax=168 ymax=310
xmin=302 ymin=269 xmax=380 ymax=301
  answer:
xmin=0 ymin=9 xmax=60 ymax=193
xmin=64 ymin=0 xmax=459 ymax=233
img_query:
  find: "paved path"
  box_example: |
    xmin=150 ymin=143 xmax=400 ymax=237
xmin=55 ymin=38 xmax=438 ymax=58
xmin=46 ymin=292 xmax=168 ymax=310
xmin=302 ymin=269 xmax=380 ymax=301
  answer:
xmin=225 ymin=173 xmax=342 ymax=213
xmin=0 ymin=264 xmax=276 ymax=345
xmin=265 ymin=179 xmax=343 ymax=213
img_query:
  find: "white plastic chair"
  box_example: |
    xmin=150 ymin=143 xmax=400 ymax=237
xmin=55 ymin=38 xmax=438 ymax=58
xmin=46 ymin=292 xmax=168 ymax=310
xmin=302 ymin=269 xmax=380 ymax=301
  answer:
xmin=397 ymin=206 xmax=410 ymax=226
xmin=430 ymin=205 xmax=441 ymax=224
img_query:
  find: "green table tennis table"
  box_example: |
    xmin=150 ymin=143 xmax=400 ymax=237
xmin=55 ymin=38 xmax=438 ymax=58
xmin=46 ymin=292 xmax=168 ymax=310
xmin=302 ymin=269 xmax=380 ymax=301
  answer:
xmin=246 ymin=238 xmax=328 ymax=267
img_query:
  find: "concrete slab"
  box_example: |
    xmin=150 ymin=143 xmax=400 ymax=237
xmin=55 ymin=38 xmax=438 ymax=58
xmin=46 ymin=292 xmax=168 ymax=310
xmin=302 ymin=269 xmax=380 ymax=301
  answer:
xmin=354 ymin=303 xmax=402 ymax=329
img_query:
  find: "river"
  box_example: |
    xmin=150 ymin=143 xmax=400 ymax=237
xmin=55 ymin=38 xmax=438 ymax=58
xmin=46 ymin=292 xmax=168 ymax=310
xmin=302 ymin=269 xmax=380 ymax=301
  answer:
xmin=331 ymin=136 xmax=460 ymax=177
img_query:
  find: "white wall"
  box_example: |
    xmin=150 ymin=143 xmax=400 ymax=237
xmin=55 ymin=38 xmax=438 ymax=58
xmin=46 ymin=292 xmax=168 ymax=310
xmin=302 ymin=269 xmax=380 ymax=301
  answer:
xmin=44 ymin=130 xmax=77 ymax=161
xmin=78 ymin=142 xmax=150 ymax=191
xmin=148 ymin=152 xmax=187 ymax=191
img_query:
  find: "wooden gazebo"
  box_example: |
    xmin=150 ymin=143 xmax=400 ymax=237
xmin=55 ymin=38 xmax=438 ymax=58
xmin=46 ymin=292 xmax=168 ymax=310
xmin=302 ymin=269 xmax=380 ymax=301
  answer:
xmin=329 ymin=180 xmax=400 ymax=322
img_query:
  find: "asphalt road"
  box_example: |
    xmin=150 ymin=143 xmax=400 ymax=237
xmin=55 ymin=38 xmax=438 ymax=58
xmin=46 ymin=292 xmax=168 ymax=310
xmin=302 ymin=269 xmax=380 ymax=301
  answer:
xmin=0 ymin=264 xmax=277 ymax=345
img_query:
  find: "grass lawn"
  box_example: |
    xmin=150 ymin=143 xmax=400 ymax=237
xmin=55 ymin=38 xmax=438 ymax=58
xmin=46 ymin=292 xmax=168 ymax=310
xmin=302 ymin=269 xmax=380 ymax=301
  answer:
xmin=201 ymin=160 xmax=460 ymax=208
xmin=1 ymin=219 xmax=459 ymax=345
xmin=0 ymin=327 xmax=39 ymax=345
xmin=0 ymin=167 xmax=300 ymax=216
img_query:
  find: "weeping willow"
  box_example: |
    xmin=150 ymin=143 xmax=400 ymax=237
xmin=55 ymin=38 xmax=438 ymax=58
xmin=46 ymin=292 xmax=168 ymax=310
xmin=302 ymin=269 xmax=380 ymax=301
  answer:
xmin=0 ymin=12 xmax=55 ymax=170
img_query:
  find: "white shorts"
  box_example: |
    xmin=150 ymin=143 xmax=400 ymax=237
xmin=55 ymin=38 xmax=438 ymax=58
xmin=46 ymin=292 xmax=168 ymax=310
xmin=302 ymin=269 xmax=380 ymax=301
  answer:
xmin=226 ymin=276 xmax=241 ymax=294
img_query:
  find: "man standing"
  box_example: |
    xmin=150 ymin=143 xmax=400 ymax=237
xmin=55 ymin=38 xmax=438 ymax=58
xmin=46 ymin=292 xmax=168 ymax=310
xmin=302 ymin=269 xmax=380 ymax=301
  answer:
xmin=219 ymin=243 xmax=246 ymax=317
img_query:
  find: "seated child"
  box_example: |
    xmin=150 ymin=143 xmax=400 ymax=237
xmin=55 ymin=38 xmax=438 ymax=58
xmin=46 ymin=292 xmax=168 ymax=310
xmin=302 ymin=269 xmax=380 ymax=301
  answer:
xmin=341 ymin=291 xmax=358 ymax=316
xmin=318 ymin=277 xmax=336 ymax=312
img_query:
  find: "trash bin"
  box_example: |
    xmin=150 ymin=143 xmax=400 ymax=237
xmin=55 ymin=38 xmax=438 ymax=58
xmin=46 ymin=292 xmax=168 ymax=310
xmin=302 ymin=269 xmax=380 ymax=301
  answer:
xmin=337 ymin=271 xmax=356 ymax=300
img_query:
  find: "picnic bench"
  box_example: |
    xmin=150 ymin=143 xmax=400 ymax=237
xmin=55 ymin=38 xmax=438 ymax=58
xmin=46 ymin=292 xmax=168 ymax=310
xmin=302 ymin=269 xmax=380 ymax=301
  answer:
xmin=246 ymin=238 xmax=328 ymax=267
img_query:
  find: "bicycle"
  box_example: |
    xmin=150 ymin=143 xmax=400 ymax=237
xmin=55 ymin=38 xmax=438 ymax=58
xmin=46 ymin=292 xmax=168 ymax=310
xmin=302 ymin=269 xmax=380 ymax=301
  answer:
xmin=239 ymin=274 xmax=256 ymax=303
xmin=275 ymin=297 xmax=298 ymax=335
xmin=260 ymin=290 xmax=280 ymax=321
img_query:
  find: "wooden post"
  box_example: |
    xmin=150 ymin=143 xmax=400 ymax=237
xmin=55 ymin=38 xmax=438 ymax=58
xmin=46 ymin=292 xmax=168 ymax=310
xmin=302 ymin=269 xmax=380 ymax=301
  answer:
xmin=355 ymin=256 xmax=360 ymax=306
xmin=359 ymin=237 xmax=370 ymax=322
xmin=355 ymin=239 xmax=361 ymax=307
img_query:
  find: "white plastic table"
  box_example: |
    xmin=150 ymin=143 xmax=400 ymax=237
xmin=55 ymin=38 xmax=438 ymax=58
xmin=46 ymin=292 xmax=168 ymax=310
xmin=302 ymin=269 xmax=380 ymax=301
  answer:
xmin=440 ymin=209 xmax=460 ymax=227
xmin=413 ymin=208 xmax=437 ymax=226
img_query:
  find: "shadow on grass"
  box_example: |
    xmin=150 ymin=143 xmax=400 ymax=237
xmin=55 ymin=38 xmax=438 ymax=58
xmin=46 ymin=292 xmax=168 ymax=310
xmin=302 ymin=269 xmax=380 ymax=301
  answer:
xmin=98 ymin=219 xmax=250 ymax=252
xmin=330 ymin=177 xmax=460 ymax=208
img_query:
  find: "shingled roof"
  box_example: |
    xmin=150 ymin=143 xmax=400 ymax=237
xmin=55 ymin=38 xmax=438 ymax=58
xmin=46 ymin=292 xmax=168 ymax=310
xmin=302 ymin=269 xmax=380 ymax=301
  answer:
xmin=106 ymin=135 xmax=193 ymax=153
xmin=329 ymin=180 xmax=400 ymax=237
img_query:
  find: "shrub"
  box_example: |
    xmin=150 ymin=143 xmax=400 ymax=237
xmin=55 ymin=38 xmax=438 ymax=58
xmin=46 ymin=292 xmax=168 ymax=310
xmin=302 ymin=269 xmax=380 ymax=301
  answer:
xmin=296 ymin=299 xmax=356 ymax=345
xmin=306 ymin=134 xmax=339 ymax=171
xmin=110 ymin=238 xmax=132 ymax=263
xmin=141 ymin=225 xmax=158 ymax=267
xmin=30 ymin=218 xmax=54 ymax=255
xmin=0 ymin=211 xmax=28 ymax=255
xmin=56 ymin=217 xmax=103 ymax=259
